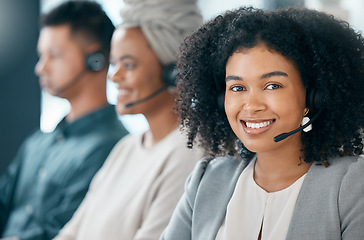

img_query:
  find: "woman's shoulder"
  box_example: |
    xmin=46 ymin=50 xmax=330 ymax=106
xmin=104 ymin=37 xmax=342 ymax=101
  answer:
xmin=330 ymin=155 xmax=363 ymax=167
xmin=331 ymin=155 xmax=364 ymax=237
xmin=314 ymin=155 xmax=363 ymax=175
xmin=332 ymin=155 xmax=364 ymax=187
xmin=190 ymin=156 xmax=246 ymax=179
xmin=300 ymin=155 xmax=363 ymax=200
xmin=184 ymin=156 xmax=251 ymax=200
xmin=204 ymin=156 xmax=249 ymax=176
xmin=306 ymin=155 xmax=363 ymax=185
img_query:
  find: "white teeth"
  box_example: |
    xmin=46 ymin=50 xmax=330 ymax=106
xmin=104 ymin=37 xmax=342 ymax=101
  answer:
xmin=245 ymin=121 xmax=272 ymax=129
xmin=118 ymin=89 xmax=130 ymax=96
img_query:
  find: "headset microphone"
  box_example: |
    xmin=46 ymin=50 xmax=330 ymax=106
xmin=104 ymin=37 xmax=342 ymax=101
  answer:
xmin=273 ymin=107 xmax=324 ymax=142
xmin=125 ymin=85 xmax=169 ymax=108
xmin=125 ymin=63 xmax=177 ymax=108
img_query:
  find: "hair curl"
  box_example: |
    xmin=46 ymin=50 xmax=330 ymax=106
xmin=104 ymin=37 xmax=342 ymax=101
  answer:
xmin=176 ymin=7 xmax=364 ymax=164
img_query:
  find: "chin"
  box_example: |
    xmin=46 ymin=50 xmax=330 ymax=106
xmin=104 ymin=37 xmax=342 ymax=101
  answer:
xmin=115 ymin=105 xmax=127 ymax=115
xmin=240 ymin=137 xmax=276 ymax=153
xmin=116 ymin=104 xmax=139 ymax=116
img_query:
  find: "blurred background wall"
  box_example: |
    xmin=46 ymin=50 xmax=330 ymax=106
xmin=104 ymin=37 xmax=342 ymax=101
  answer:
xmin=0 ymin=0 xmax=40 ymax=174
xmin=1 ymin=0 xmax=363 ymax=174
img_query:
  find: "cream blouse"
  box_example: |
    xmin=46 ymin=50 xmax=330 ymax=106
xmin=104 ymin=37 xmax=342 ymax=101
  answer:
xmin=216 ymin=159 xmax=306 ymax=240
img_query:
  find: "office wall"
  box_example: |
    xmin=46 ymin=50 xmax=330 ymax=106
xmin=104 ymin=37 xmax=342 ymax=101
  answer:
xmin=0 ymin=0 xmax=40 ymax=174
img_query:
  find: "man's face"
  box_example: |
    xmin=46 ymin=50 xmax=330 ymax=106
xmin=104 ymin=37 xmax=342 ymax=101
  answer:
xmin=35 ymin=24 xmax=86 ymax=98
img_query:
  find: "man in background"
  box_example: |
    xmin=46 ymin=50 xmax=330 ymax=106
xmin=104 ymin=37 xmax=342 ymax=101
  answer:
xmin=53 ymin=0 xmax=203 ymax=239
xmin=0 ymin=1 xmax=128 ymax=239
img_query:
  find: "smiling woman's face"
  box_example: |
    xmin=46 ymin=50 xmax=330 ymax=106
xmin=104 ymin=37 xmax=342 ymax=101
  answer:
xmin=224 ymin=44 xmax=306 ymax=154
xmin=108 ymin=27 xmax=164 ymax=115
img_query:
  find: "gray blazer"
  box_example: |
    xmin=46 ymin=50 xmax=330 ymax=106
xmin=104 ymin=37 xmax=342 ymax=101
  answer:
xmin=161 ymin=155 xmax=364 ymax=239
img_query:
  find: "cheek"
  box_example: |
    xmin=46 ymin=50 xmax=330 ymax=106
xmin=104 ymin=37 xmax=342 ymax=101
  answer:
xmin=56 ymin=57 xmax=82 ymax=74
xmin=143 ymin=73 xmax=163 ymax=92
xmin=272 ymin=93 xmax=305 ymax=125
xmin=224 ymin=95 xmax=242 ymax=128
xmin=127 ymin=71 xmax=162 ymax=99
xmin=139 ymin=76 xmax=156 ymax=93
xmin=128 ymin=74 xmax=143 ymax=89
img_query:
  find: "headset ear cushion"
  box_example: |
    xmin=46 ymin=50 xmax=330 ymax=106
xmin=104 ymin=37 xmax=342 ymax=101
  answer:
xmin=313 ymin=89 xmax=325 ymax=111
xmin=217 ymin=93 xmax=225 ymax=111
xmin=306 ymin=88 xmax=325 ymax=113
xmin=162 ymin=63 xmax=178 ymax=87
xmin=85 ymin=51 xmax=106 ymax=72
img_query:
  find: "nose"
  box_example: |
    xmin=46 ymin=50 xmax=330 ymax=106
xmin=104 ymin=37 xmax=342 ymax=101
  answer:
xmin=108 ymin=64 xmax=124 ymax=83
xmin=34 ymin=57 xmax=46 ymax=76
xmin=243 ymin=91 xmax=266 ymax=114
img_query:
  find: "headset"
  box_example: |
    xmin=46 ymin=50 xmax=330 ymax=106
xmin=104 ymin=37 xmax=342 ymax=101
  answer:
xmin=85 ymin=11 xmax=113 ymax=72
xmin=305 ymin=87 xmax=325 ymax=115
xmin=162 ymin=62 xmax=178 ymax=87
xmin=53 ymin=15 xmax=113 ymax=95
xmin=213 ymin=76 xmax=325 ymax=142
xmin=53 ymin=50 xmax=107 ymax=95
xmin=273 ymin=86 xmax=325 ymax=142
xmin=85 ymin=51 xmax=107 ymax=72
xmin=214 ymin=74 xmax=225 ymax=112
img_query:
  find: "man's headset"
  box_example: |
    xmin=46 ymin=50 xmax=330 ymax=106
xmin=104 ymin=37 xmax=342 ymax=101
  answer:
xmin=53 ymin=19 xmax=112 ymax=95
xmin=213 ymin=75 xmax=325 ymax=142
xmin=53 ymin=50 xmax=107 ymax=95
xmin=125 ymin=63 xmax=178 ymax=108
xmin=85 ymin=51 xmax=107 ymax=72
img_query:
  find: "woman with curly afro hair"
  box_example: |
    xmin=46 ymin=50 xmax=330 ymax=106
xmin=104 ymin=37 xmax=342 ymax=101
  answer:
xmin=161 ymin=7 xmax=364 ymax=240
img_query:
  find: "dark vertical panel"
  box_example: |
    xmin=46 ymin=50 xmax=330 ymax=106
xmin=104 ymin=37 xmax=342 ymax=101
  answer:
xmin=0 ymin=0 xmax=40 ymax=174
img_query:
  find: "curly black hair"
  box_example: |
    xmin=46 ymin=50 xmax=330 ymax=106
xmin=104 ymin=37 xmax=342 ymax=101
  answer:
xmin=176 ymin=7 xmax=364 ymax=164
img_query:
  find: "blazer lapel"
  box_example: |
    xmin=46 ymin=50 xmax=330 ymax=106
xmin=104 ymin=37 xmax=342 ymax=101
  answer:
xmin=286 ymin=161 xmax=342 ymax=240
xmin=192 ymin=157 xmax=249 ymax=240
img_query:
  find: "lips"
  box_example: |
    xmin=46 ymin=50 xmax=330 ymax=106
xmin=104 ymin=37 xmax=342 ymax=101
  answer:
xmin=117 ymin=88 xmax=132 ymax=101
xmin=241 ymin=119 xmax=274 ymax=135
xmin=39 ymin=78 xmax=50 ymax=90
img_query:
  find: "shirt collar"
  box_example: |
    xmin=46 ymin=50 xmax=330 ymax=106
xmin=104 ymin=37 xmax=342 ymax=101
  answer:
xmin=55 ymin=104 xmax=117 ymax=138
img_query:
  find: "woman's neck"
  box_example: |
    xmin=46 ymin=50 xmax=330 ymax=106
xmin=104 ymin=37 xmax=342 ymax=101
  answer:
xmin=143 ymin=101 xmax=179 ymax=146
xmin=253 ymin=143 xmax=312 ymax=193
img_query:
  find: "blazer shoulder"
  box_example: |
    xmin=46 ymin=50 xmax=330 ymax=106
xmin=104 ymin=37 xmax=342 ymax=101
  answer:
xmin=308 ymin=155 xmax=362 ymax=181
xmin=184 ymin=156 xmax=248 ymax=208
xmin=337 ymin=155 xmax=364 ymax=239
xmin=336 ymin=155 xmax=364 ymax=197
xmin=283 ymin=155 xmax=363 ymax=239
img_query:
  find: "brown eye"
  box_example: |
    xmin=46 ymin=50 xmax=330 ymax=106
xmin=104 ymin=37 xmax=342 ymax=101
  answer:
xmin=124 ymin=62 xmax=135 ymax=70
xmin=265 ymin=84 xmax=281 ymax=90
xmin=230 ymin=86 xmax=245 ymax=92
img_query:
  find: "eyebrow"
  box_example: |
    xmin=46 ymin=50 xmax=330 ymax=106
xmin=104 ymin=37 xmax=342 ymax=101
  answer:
xmin=225 ymin=76 xmax=242 ymax=82
xmin=261 ymin=71 xmax=288 ymax=78
xmin=120 ymin=55 xmax=136 ymax=61
xmin=225 ymin=71 xmax=288 ymax=82
xmin=110 ymin=55 xmax=136 ymax=62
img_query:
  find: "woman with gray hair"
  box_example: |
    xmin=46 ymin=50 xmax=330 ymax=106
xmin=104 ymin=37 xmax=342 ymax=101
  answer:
xmin=53 ymin=0 xmax=203 ymax=239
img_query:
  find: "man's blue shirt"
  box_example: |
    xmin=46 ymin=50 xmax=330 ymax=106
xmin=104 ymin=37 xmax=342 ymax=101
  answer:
xmin=0 ymin=104 xmax=128 ymax=240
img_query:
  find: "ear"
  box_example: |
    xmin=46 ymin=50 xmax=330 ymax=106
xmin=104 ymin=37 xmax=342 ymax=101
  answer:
xmin=85 ymin=42 xmax=102 ymax=55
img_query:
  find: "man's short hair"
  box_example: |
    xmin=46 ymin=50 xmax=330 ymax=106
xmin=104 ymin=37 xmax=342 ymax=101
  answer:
xmin=40 ymin=1 xmax=115 ymax=58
